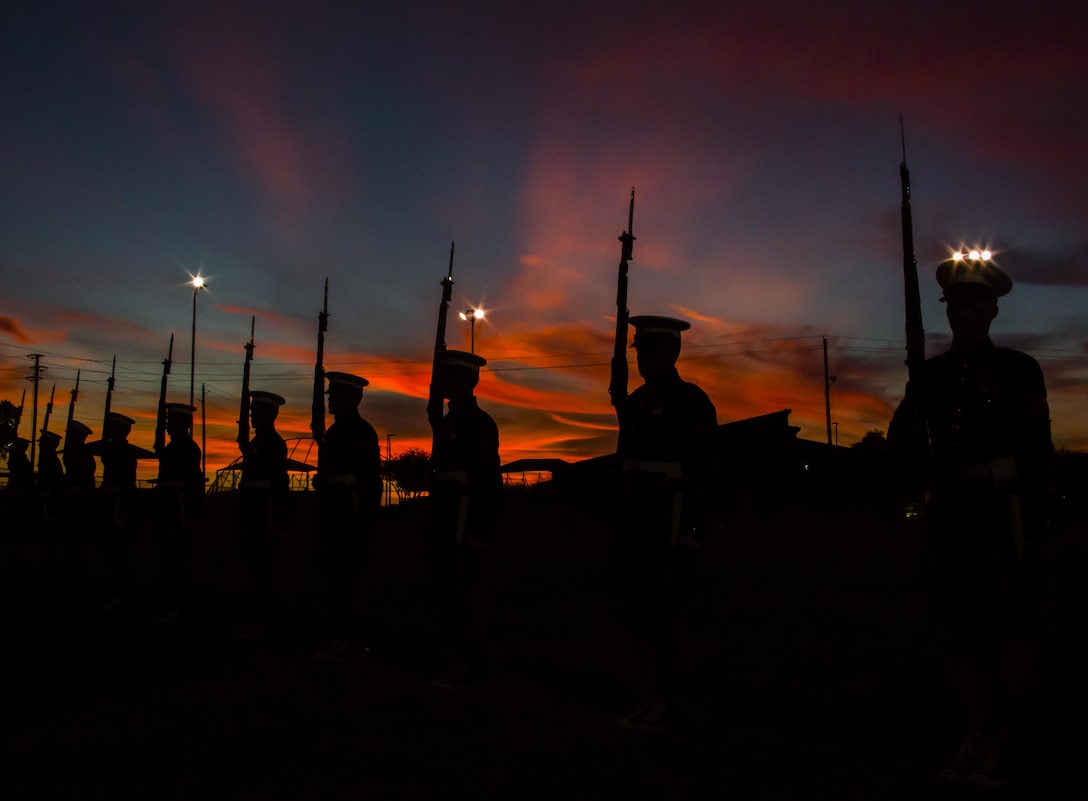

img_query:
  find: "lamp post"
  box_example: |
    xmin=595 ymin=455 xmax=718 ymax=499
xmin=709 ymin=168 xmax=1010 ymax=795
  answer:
xmin=832 ymin=421 xmax=838 ymax=446
xmin=385 ymin=433 xmax=396 ymax=507
xmin=458 ymin=308 xmax=484 ymax=353
xmin=189 ymin=275 xmax=206 ymax=407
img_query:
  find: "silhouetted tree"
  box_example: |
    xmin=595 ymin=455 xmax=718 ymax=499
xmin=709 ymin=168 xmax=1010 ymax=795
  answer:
xmin=851 ymin=429 xmax=888 ymax=454
xmin=385 ymin=447 xmax=430 ymax=499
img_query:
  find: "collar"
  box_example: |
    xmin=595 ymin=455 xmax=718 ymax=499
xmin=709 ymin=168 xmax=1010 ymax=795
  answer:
xmin=950 ymin=336 xmax=996 ymax=357
xmin=642 ymin=366 xmax=682 ymax=388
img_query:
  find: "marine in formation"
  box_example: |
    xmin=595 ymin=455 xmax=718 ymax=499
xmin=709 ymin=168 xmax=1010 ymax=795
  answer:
xmin=889 ymin=251 xmax=1053 ymax=788
xmin=235 ymin=390 xmax=290 ymax=638
xmin=612 ymin=315 xmax=718 ymax=733
xmin=312 ymin=371 xmax=382 ymax=661
xmin=425 ymin=349 xmax=502 ymax=690
xmin=153 ymin=402 xmax=204 ymax=622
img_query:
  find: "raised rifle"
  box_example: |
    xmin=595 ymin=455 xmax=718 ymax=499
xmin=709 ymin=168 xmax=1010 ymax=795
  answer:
xmin=102 ymin=355 xmax=116 ymax=433
xmin=609 ymin=188 xmax=636 ymax=412
xmin=64 ymin=370 xmax=81 ymax=442
xmin=41 ymin=384 xmax=56 ymax=435
xmin=154 ymin=334 xmax=174 ymax=452
xmin=311 ymin=279 xmax=329 ymax=443
xmin=15 ymin=388 xmax=26 ymax=436
xmin=238 ymin=317 xmax=255 ymax=451
xmin=427 ymin=241 xmax=456 ymax=437
xmin=899 ymin=119 xmax=930 ymax=498
xmin=900 ymin=120 xmax=925 ymax=383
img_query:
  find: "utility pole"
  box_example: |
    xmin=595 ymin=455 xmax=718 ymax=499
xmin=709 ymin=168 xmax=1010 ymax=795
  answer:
xmin=26 ymin=354 xmax=43 ymax=471
xmin=823 ymin=337 xmax=836 ymax=447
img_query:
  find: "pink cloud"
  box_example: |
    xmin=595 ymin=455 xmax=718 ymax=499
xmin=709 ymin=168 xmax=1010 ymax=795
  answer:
xmin=173 ymin=6 xmax=352 ymax=214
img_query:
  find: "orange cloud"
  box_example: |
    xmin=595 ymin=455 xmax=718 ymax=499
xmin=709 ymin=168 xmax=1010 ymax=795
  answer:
xmin=548 ymin=413 xmax=617 ymax=432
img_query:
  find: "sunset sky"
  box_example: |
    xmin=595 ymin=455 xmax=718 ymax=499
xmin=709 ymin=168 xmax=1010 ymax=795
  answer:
xmin=2 ymin=1 xmax=1086 ymax=479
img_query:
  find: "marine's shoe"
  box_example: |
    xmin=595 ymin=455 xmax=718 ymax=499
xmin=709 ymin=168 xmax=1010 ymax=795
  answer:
xmin=618 ymin=694 xmax=669 ymax=733
xmin=965 ymin=739 xmax=1007 ymax=789
xmin=430 ymin=660 xmax=473 ymax=691
xmin=937 ymin=731 xmax=984 ymax=783
xmin=313 ymin=638 xmax=366 ymax=662
xmin=617 ymin=692 xmax=653 ymax=729
xmin=233 ymin=620 xmax=271 ymax=640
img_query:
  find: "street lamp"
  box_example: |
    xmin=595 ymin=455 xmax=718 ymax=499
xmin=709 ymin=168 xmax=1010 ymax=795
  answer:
xmin=189 ymin=274 xmax=206 ymax=407
xmin=832 ymin=421 xmax=838 ymax=446
xmin=458 ymin=308 xmax=484 ymax=353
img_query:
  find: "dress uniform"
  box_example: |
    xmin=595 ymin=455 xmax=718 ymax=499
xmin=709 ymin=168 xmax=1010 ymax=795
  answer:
xmin=97 ymin=412 xmax=140 ymax=520
xmin=36 ymin=431 xmax=65 ymax=497
xmin=313 ymin=372 xmax=382 ymax=659
xmin=62 ymin=421 xmax=97 ymax=495
xmin=5 ymin=437 xmax=34 ymax=495
xmin=613 ymin=315 xmax=718 ymax=732
xmin=59 ymin=420 xmax=96 ymax=591
xmin=236 ymin=390 xmax=290 ymax=635
xmin=95 ymin=412 xmax=151 ymax=608
xmin=154 ymin=403 xmax=203 ymax=618
xmin=2 ymin=438 xmax=34 ymax=586
xmin=35 ymin=430 xmax=66 ymax=581
xmin=426 ymin=350 xmax=502 ymax=688
xmin=889 ymin=252 xmax=1053 ymax=785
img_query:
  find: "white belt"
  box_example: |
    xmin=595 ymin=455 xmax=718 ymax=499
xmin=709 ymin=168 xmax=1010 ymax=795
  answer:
xmin=940 ymin=457 xmax=1019 ymax=488
xmin=947 ymin=457 xmax=1024 ymax=562
xmin=435 ymin=470 xmax=469 ymax=488
xmin=962 ymin=457 xmax=1018 ymax=483
xmin=326 ymin=473 xmax=361 ymax=514
xmin=622 ymin=459 xmax=688 ymax=547
xmin=622 ymin=459 xmax=684 ymax=481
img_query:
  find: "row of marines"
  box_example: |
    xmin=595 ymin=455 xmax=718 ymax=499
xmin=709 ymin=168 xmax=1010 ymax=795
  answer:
xmin=3 ymin=254 xmax=1054 ymax=785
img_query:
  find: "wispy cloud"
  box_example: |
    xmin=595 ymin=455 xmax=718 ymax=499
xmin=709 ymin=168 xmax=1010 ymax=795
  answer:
xmin=0 ymin=315 xmax=31 ymax=343
xmin=173 ymin=5 xmax=352 ymax=218
xmin=1000 ymin=243 xmax=1088 ymax=288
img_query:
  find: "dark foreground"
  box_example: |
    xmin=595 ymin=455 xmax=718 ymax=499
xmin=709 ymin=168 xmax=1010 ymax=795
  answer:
xmin=3 ymin=490 xmax=1086 ymax=800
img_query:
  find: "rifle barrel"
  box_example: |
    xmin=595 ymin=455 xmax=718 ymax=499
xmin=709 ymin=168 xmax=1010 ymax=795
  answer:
xmin=311 ymin=279 xmax=329 ymax=442
xmin=609 ymin=189 xmax=635 ymax=410
xmin=427 ymin=242 xmax=455 ymax=432
xmin=238 ymin=317 xmax=255 ymax=451
xmin=900 ymin=118 xmax=924 ymax=379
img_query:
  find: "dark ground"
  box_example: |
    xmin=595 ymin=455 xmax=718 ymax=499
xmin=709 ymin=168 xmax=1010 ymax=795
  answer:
xmin=2 ymin=488 xmax=1085 ymax=800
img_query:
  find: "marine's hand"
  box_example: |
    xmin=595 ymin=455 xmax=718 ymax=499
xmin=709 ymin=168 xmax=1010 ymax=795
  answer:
xmin=675 ymin=533 xmax=703 ymax=552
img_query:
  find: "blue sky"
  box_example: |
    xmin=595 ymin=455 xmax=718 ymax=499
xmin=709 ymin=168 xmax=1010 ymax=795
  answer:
xmin=3 ymin=1 xmax=1086 ymax=474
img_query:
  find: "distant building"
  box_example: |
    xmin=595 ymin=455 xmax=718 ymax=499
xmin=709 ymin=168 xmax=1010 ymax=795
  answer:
xmin=555 ymin=409 xmax=897 ymax=514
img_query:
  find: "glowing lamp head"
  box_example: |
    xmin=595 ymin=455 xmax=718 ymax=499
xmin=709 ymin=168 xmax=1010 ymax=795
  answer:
xmin=192 ymin=276 xmax=205 ymax=290
xmin=937 ymin=246 xmax=1011 ymax=298
xmin=951 ymin=248 xmax=992 ymax=264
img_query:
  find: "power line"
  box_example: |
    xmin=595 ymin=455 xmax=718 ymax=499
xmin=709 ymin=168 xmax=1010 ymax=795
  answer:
xmin=2 ymin=336 xmax=1084 ymax=392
